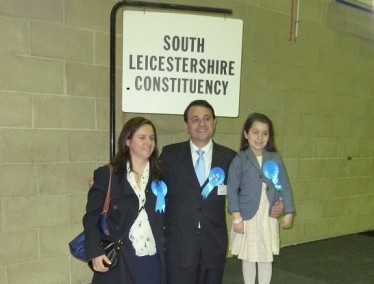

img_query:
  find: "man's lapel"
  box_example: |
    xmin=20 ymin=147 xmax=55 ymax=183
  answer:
xmin=211 ymin=142 xmax=224 ymax=168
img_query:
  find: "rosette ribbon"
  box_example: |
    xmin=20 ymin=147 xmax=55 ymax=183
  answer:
xmin=262 ymin=160 xmax=282 ymax=191
xmin=201 ymin=167 xmax=225 ymax=199
xmin=151 ymin=180 xmax=167 ymax=212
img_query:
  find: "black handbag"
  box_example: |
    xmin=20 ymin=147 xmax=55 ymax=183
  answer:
xmin=69 ymin=164 xmax=122 ymax=270
xmin=87 ymin=238 xmax=124 ymax=271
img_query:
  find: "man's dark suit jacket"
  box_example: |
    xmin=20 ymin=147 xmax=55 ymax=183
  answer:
xmin=160 ymin=141 xmax=236 ymax=270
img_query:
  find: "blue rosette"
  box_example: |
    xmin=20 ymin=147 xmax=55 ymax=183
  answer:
xmin=262 ymin=160 xmax=282 ymax=191
xmin=201 ymin=167 xmax=225 ymax=199
xmin=151 ymin=180 xmax=167 ymax=212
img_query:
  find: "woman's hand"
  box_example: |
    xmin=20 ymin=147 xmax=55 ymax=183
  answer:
xmin=91 ymin=254 xmax=112 ymax=273
xmin=280 ymin=213 xmax=293 ymax=228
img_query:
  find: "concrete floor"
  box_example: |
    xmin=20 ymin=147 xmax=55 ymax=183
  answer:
xmin=222 ymin=231 xmax=374 ymax=284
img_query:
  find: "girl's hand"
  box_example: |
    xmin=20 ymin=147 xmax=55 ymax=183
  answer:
xmin=280 ymin=213 xmax=293 ymax=228
xmin=91 ymin=254 xmax=112 ymax=272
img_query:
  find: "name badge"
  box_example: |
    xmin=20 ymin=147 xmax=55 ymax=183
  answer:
xmin=217 ymin=185 xmax=227 ymax=195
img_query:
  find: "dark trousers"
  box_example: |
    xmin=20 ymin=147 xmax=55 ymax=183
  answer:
xmin=167 ymin=232 xmax=224 ymax=284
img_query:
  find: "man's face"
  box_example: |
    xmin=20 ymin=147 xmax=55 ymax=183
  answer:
xmin=184 ymin=105 xmax=216 ymax=148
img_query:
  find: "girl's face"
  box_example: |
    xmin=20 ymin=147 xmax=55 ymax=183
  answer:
xmin=244 ymin=121 xmax=269 ymax=156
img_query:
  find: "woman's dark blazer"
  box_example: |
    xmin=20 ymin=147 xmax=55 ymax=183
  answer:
xmin=83 ymin=164 xmax=166 ymax=284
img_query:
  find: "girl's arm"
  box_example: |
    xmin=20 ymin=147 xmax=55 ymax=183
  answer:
xmin=276 ymin=155 xmax=295 ymax=215
xmin=276 ymin=153 xmax=295 ymax=228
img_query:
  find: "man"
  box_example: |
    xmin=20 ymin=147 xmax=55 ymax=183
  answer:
xmin=160 ymin=100 xmax=235 ymax=284
xmin=160 ymin=100 xmax=284 ymax=284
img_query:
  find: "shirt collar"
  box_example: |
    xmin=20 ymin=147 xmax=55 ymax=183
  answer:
xmin=190 ymin=139 xmax=213 ymax=155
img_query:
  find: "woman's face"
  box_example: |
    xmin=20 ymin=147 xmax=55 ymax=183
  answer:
xmin=126 ymin=124 xmax=155 ymax=161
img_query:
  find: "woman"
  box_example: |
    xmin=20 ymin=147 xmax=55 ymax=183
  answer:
xmin=83 ymin=117 xmax=166 ymax=284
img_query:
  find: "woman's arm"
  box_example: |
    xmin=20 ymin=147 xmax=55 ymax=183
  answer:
xmin=83 ymin=166 xmax=111 ymax=261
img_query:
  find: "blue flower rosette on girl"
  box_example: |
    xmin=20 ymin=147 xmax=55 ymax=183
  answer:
xmin=262 ymin=160 xmax=282 ymax=191
xmin=151 ymin=180 xmax=167 ymax=212
xmin=201 ymin=167 xmax=225 ymax=199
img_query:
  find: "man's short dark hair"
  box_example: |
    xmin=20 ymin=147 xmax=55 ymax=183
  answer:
xmin=183 ymin=100 xmax=216 ymax=122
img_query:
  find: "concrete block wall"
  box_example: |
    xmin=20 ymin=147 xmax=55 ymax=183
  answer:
xmin=0 ymin=0 xmax=373 ymax=283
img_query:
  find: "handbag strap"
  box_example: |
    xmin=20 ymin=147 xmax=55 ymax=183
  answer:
xmin=102 ymin=164 xmax=113 ymax=218
xmin=100 ymin=164 xmax=126 ymax=243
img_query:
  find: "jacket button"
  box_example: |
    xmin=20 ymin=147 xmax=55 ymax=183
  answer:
xmin=259 ymin=175 xmax=262 ymax=178
xmin=113 ymin=205 xmax=117 ymax=209
xmin=199 ymin=208 xmax=201 ymax=212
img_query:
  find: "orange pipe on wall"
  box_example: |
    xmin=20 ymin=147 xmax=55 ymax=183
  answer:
xmin=289 ymin=0 xmax=294 ymax=41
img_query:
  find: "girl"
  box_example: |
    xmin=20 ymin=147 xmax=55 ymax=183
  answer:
xmin=227 ymin=113 xmax=295 ymax=284
xmin=83 ymin=117 xmax=166 ymax=284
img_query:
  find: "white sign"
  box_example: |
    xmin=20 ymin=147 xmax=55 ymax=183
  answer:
xmin=122 ymin=10 xmax=243 ymax=117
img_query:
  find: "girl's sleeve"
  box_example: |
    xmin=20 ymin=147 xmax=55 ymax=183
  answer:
xmin=227 ymin=153 xmax=242 ymax=213
xmin=277 ymin=155 xmax=295 ymax=215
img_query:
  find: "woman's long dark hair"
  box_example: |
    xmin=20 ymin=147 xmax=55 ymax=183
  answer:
xmin=240 ymin=112 xmax=277 ymax=152
xmin=111 ymin=117 xmax=162 ymax=181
